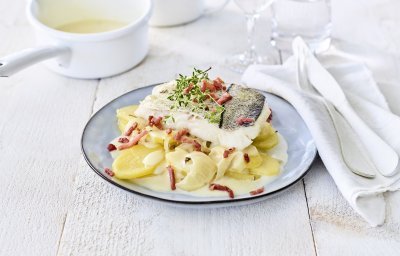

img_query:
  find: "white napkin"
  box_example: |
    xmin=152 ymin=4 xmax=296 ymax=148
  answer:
xmin=242 ymin=38 xmax=400 ymax=226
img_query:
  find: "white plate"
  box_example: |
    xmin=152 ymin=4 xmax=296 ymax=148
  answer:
xmin=81 ymin=84 xmax=317 ymax=207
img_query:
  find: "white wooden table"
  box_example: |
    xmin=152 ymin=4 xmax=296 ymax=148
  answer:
xmin=1 ymin=0 xmax=400 ymax=255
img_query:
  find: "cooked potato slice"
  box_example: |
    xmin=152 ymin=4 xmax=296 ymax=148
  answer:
xmin=243 ymin=145 xmax=263 ymax=169
xmin=142 ymin=149 xmax=165 ymax=168
xmin=249 ymin=153 xmax=280 ymax=176
xmin=176 ymin=152 xmax=217 ymax=191
xmin=112 ymin=144 xmax=162 ymax=179
xmin=116 ymin=105 xmax=146 ymax=133
xmin=209 ymin=146 xmax=234 ymax=179
xmin=253 ymin=124 xmax=279 ymax=151
xmin=254 ymin=123 xmax=273 ymax=141
xmin=166 ymin=148 xmax=190 ymax=173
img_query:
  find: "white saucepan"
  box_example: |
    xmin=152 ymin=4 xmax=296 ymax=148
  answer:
xmin=0 ymin=0 xmax=152 ymax=79
xmin=150 ymin=0 xmax=230 ymax=27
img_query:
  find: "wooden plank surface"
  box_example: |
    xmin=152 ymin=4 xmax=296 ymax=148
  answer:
xmin=56 ymin=7 xmax=315 ymax=255
xmin=0 ymin=0 xmax=399 ymax=255
xmin=0 ymin=2 xmax=99 ymax=254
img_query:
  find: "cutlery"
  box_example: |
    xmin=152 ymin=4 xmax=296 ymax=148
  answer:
xmin=305 ymin=53 xmax=399 ymax=177
xmin=297 ymin=52 xmax=376 ymax=178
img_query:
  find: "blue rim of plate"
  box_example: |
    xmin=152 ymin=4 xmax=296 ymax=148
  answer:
xmin=81 ymin=84 xmax=318 ymax=205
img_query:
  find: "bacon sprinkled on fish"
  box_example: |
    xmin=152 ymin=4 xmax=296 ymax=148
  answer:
xmin=107 ymin=144 xmax=117 ymax=152
xmin=167 ymin=165 xmax=176 ymax=190
xmin=166 ymin=128 xmax=173 ymax=134
xmin=124 ymin=122 xmax=138 ymax=136
xmin=117 ymin=130 xmax=148 ymax=150
xmin=223 ymin=147 xmax=236 ymax=158
xmin=250 ymin=187 xmax=264 ymax=196
xmin=183 ymin=83 xmax=194 ymax=94
xmin=209 ymin=184 xmax=234 ymax=199
xmin=209 ymin=93 xmax=219 ymax=101
xmin=217 ymin=92 xmax=232 ymax=105
xmin=201 ymin=79 xmax=216 ymax=92
xmin=213 ymin=77 xmax=225 ymax=91
xmin=267 ymin=108 xmax=273 ymax=123
xmin=174 ymin=128 xmax=189 ymax=141
xmin=149 ymin=116 xmax=163 ymax=129
xmin=236 ymin=116 xmax=255 ymax=126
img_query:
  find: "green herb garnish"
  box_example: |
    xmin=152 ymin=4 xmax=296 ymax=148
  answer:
xmin=166 ymin=67 xmax=225 ymax=124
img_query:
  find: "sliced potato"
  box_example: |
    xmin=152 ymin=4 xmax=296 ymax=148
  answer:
xmin=253 ymin=133 xmax=278 ymax=151
xmin=164 ymin=136 xmax=178 ymax=152
xmin=112 ymin=144 xmax=161 ymax=179
xmin=254 ymin=123 xmax=273 ymax=141
xmin=116 ymin=105 xmax=146 ymax=133
xmin=228 ymin=151 xmax=247 ymax=173
xmin=243 ymin=145 xmax=263 ymax=169
xmin=209 ymin=146 xmax=234 ymax=179
xmin=142 ymin=149 xmax=165 ymax=168
xmin=176 ymin=151 xmax=217 ymax=191
xmin=149 ymin=130 xmax=168 ymax=145
xmin=253 ymin=124 xmax=279 ymax=151
xmin=166 ymin=148 xmax=190 ymax=174
xmin=249 ymin=153 xmax=280 ymax=176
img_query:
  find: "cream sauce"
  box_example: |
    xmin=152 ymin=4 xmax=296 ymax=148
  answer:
xmin=56 ymin=19 xmax=127 ymax=34
xmin=132 ymin=133 xmax=288 ymax=197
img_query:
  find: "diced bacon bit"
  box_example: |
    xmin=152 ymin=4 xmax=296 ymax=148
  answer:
xmin=105 ymin=168 xmax=114 ymax=177
xmin=209 ymin=93 xmax=219 ymax=101
xmin=192 ymin=140 xmax=202 ymax=151
xmin=216 ymin=92 xmax=232 ymax=105
xmin=124 ymin=122 xmax=138 ymax=136
xmin=149 ymin=116 xmax=163 ymax=129
xmin=213 ymin=77 xmax=224 ymax=90
xmin=267 ymin=108 xmax=273 ymax=123
xmin=118 ymin=137 xmax=129 ymax=143
xmin=223 ymin=147 xmax=236 ymax=158
xmin=107 ymin=144 xmax=117 ymax=152
xmin=181 ymin=137 xmax=202 ymax=151
xmin=236 ymin=116 xmax=255 ymax=126
xmin=117 ymin=130 xmax=148 ymax=150
xmin=183 ymin=83 xmax=194 ymax=94
xmin=201 ymin=79 xmax=216 ymax=92
xmin=166 ymin=128 xmax=173 ymax=134
xmin=250 ymin=187 xmax=265 ymax=196
xmin=174 ymin=128 xmax=189 ymax=141
xmin=148 ymin=115 xmax=154 ymax=125
xmin=244 ymin=153 xmax=250 ymax=163
xmin=167 ymin=165 xmax=176 ymax=190
xmin=193 ymin=98 xmax=198 ymax=103
xmin=222 ymin=86 xmax=227 ymax=91
xmin=209 ymin=183 xmax=234 ymax=199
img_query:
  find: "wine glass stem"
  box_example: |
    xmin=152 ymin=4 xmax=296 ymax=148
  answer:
xmin=245 ymin=14 xmax=260 ymax=60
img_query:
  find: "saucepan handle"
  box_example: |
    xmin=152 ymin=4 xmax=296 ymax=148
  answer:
xmin=0 ymin=46 xmax=70 ymax=77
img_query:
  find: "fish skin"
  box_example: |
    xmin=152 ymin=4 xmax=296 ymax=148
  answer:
xmin=220 ymin=84 xmax=266 ymax=131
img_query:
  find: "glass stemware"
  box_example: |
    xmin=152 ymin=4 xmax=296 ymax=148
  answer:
xmin=226 ymin=0 xmax=275 ymax=73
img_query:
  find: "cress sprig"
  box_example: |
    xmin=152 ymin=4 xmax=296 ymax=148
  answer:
xmin=166 ymin=67 xmax=225 ymax=124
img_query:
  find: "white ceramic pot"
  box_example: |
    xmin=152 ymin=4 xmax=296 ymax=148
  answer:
xmin=150 ymin=0 xmax=230 ymax=27
xmin=0 ymin=0 xmax=152 ymax=79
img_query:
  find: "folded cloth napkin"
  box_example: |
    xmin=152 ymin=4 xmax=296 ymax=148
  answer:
xmin=242 ymin=37 xmax=400 ymax=226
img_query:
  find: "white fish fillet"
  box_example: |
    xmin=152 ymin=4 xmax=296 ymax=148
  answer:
xmin=135 ymin=81 xmax=270 ymax=149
